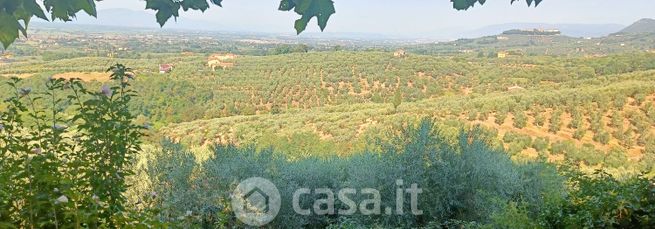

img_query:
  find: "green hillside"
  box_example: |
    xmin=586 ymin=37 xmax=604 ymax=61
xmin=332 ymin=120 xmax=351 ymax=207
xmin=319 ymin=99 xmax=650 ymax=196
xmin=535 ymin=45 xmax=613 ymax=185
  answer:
xmin=2 ymin=26 xmax=655 ymax=228
xmin=618 ymin=18 xmax=655 ymax=34
xmin=3 ymin=49 xmax=655 ymax=172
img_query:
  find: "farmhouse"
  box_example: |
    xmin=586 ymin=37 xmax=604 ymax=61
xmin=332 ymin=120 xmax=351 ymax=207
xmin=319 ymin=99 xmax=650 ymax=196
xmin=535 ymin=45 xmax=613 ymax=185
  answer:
xmin=159 ymin=64 xmax=174 ymax=74
xmin=498 ymin=50 xmax=523 ymax=58
xmin=207 ymin=53 xmax=238 ymax=71
xmin=497 ymin=51 xmax=509 ymax=58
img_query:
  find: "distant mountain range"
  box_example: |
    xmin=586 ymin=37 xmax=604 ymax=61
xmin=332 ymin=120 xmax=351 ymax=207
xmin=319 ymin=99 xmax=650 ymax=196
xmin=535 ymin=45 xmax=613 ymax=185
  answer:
xmin=33 ymin=9 xmax=649 ymax=41
xmin=41 ymin=8 xmax=239 ymax=32
xmin=457 ymin=23 xmax=625 ymax=38
xmin=616 ymin=18 xmax=655 ymax=34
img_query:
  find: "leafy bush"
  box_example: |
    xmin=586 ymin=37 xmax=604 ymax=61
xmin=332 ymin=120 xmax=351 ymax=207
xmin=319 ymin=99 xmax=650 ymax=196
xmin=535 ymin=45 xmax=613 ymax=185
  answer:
xmin=532 ymin=137 xmax=550 ymax=152
xmin=604 ymin=147 xmax=629 ymax=169
xmin=467 ymin=109 xmax=478 ymax=121
xmin=569 ymin=108 xmax=583 ymax=129
xmin=548 ymin=110 xmax=563 ymax=133
xmin=534 ymin=112 xmax=546 ymax=127
xmin=503 ymin=132 xmax=533 ymax=155
xmin=513 ymin=111 xmax=527 ymax=129
xmin=566 ymin=144 xmax=604 ymax=166
xmin=162 ymin=119 xmax=564 ymax=228
xmin=495 ymin=111 xmax=507 ymax=125
xmin=543 ymin=170 xmax=655 ymax=228
xmin=593 ymin=131 xmax=611 ymax=145
xmin=0 ymin=65 xmax=162 ymax=228
xmin=488 ymin=202 xmax=538 ymax=228
xmin=573 ymin=128 xmax=586 ymax=140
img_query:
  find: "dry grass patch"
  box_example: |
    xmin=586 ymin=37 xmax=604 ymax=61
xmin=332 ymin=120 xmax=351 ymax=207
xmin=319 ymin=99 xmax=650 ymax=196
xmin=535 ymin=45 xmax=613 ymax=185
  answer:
xmin=1 ymin=73 xmax=33 ymax=79
xmin=52 ymin=72 xmax=110 ymax=82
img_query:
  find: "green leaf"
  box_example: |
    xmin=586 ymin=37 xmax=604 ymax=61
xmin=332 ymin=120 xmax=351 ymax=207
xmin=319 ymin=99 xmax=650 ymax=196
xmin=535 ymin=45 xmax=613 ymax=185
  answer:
xmin=181 ymin=0 xmax=210 ymax=12
xmin=457 ymin=0 xmax=540 ymax=10
xmin=511 ymin=0 xmax=541 ymax=7
xmin=145 ymin=0 xmax=181 ymax=27
xmin=44 ymin=0 xmax=96 ymax=21
xmin=278 ymin=0 xmax=296 ymax=11
xmin=10 ymin=0 xmax=49 ymax=40
xmin=210 ymin=0 xmax=223 ymax=7
xmin=452 ymin=0 xmax=480 ymax=10
xmin=0 ymin=12 xmax=20 ymax=49
xmin=24 ymin=0 xmax=48 ymax=21
xmin=76 ymin=0 xmax=97 ymax=17
xmin=293 ymin=0 xmax=313 ymax=14
xmin=285 ymin=0 xmax=335 ymax=34
xmin=315 ymin=0 xmax=335 ymax=31
xmin=14 ymin=9 xmax=32 ymax=37
xmin=294 ymin=17 xmax=309 ymax=35
xmin=17 ymin=18 xmax=28 ymax=37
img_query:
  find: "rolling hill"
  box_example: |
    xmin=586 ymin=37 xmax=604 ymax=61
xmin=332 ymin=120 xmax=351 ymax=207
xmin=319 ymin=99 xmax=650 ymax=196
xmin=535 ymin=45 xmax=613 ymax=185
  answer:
xmin=617 ymin=18 xmax=655 ymax=34
xmin=2 ymin=26 xmax=655 ymax=174
xmin=460 ymin=23 xmax=625 ymax=38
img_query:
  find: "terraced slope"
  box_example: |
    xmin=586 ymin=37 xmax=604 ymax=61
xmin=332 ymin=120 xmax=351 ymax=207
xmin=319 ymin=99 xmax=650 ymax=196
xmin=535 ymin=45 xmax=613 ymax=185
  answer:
xmin=2 ymin=51 xmax=655 ymax=172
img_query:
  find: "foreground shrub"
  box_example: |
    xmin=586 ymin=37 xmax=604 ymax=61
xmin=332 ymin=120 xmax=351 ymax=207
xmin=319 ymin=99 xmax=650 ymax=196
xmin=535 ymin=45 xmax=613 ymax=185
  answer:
xmin=0 ymin=65 xmax=161 ymax=228
xmin=543 ymin=170 xmax=655 ymax=228
xmin=153 ymin=119 xmax=563 ymax=228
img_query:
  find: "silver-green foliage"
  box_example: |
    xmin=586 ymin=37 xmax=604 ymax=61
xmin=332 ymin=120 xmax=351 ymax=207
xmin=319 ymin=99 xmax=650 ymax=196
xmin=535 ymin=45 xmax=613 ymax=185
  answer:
xmin=157 ymin=118 xmax=562 ymax=228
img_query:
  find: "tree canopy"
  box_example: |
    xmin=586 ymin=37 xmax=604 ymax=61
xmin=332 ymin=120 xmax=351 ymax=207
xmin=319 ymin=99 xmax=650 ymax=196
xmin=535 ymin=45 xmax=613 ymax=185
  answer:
xmin=0 ymin=0 xmax=543 ymax=49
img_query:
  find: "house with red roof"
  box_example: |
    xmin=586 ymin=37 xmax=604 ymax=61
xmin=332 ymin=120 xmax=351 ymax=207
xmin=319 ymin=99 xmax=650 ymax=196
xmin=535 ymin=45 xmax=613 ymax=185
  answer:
xmin=159 ymin=64 xmax=174 ymax=74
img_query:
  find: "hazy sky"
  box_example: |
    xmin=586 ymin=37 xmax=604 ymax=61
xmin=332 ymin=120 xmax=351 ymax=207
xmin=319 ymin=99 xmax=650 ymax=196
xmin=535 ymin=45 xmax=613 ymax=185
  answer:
xmin=94 ymin=0 xmax=654 ymax=35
